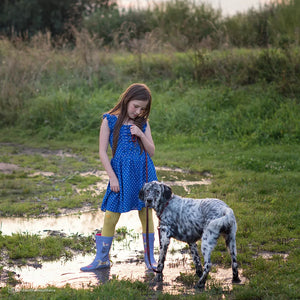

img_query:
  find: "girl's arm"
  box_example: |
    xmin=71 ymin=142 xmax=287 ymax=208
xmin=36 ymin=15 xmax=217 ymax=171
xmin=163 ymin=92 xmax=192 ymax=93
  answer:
xmin=99 ymin=118 xmax=120 ymax=192
xmin=130 ymin=121 xmax=155 ymax=157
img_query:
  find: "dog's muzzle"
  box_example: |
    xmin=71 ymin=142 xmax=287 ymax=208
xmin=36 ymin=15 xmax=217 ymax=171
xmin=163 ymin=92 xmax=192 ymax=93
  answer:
xmin=145 ymin=197 xmax=153 ymax=207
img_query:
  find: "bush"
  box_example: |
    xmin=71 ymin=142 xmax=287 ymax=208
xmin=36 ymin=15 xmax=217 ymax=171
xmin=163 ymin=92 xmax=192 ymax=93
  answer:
xmin=0 ymin=0 xmax=118 ymax=40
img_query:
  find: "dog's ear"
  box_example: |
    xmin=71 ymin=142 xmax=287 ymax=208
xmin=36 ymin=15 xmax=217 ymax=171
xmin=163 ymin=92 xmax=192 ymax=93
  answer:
xmin=163 ymin=184 xmax=172 ymax=200
xmin=139 ymin=187 xmax=144 ymax=200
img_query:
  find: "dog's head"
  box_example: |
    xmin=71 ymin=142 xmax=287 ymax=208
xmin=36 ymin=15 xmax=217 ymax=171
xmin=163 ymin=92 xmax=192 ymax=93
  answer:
xmin=139 ymin=181 xmax=172 ymax=212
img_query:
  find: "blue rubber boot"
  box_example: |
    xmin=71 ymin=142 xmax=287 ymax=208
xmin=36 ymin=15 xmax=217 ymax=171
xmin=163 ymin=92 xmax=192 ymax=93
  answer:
xmin=80 ymin=235 xmax=113 ymax=271
xmin=142 ymin=233 xmax=157 ymax=270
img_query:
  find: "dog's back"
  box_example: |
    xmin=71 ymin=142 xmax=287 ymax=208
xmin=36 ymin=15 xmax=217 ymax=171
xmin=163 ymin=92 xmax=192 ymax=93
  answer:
xmin=160 ymin=196 xmax=236 ymax=243
xmin=198 ymin=198 xmax=237 ymax=233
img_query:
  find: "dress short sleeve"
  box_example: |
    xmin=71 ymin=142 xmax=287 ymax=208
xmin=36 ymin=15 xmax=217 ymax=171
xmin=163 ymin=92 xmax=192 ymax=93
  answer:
xmin=103 ymin=113 xmax=117 ymax=131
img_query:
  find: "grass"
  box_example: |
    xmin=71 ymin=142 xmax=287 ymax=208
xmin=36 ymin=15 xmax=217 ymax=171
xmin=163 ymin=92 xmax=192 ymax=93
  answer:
xmin=0 ymin=138 xmax=299 ymax=298
xmin=0 ymin=280 xmax=152 ymax=299
xmin=0 ymin=40 xmax=299 ymax=298
xmin=0 ymin=232 xmax=94 ymax=263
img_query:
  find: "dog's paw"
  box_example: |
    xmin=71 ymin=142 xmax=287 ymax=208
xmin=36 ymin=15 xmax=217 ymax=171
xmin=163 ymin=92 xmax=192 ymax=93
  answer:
xmin=148 ymin=273 xmax=163 ymax=286
xmin=196 ymin=270 xmax=203 ymax=278
xmin=232 ymin=277 xmax=241 ymax=284
xmin=154 ymin=273 xmax=163 ymax=282
xmin=195 ymin=280 xmax=205 ymax=290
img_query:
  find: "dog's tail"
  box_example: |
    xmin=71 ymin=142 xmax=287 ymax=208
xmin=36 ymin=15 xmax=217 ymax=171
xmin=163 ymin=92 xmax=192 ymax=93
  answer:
xmin=207 ymin=207 xmax=237 ymax=235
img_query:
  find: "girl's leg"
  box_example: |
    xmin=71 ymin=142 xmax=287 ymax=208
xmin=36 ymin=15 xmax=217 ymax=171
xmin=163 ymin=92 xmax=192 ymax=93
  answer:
xmin=139 ymin=207 xmax=154 ymax=233
xmin=80 ymin=211 xmax=120 ymax=271
xmin=102 ymin=211 xmax=121 ymax=236
xmin=139 ymin=207 xmax=157 ymax=270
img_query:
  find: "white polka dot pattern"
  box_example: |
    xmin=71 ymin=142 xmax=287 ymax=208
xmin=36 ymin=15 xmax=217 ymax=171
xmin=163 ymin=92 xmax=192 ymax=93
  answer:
xmin=101 ymin=114 xmax=158 ymax=213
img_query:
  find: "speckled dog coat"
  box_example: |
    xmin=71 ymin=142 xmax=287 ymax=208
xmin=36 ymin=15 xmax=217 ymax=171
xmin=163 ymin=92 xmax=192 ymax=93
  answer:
xmin=139 ymin=181 xmax=241 ymax=289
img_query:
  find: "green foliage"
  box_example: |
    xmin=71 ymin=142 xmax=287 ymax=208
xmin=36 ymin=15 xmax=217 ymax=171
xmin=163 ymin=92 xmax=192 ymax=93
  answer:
xmin=224 ymin=6 xmax=271 ymax=47
xmin=223 ymin=0 xmax=300 ymax=48
xmin=82 ymin=0 xmax=222 ymax=50
xmin=0 ymin=3 xmax=299 ymax=297
xmin=175 ymin=272 xmax=198 ymax=287
xmin=1 ymin=38 xmax=299 ymax=143
xmin=2 ymin=0 xmax=299 ymax=50
xmin=150 ymin=0 xmax=222 ymax=49
xmin=83 ymin=0 xmax=300 ymax=50
xmin=0 ymin=0 xmax=117 ymax=39
xmin=83 ymin=5 xmax=122 ymax=45
xmin=269 ymin=0 xmax=300 ymax=47
xmin=84 ymin=7 xmax=155 ymax=48
xmin=151 ymin=84 xmax=299 ymax=145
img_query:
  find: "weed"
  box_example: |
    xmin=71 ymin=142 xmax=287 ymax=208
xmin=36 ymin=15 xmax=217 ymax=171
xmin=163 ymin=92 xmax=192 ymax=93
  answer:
xmin=0 ymin=26 xmax=299 ymax=299
xmin=175 ymin=272 xmax=198 ymax=287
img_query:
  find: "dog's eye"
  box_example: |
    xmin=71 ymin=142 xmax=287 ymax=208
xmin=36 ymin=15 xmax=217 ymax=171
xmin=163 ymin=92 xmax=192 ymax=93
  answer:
xmin=155 ymin=190 xmax=160 ymax=196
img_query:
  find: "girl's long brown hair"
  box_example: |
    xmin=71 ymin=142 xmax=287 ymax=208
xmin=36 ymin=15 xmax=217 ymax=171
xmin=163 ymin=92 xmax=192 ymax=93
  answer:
xmin=106 ymin=83 xmax=152 ymax=156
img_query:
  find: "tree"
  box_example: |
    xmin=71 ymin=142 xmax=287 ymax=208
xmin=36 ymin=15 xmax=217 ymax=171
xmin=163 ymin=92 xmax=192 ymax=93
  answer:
xmin=0 ymin=0 xmax=117 ymax=40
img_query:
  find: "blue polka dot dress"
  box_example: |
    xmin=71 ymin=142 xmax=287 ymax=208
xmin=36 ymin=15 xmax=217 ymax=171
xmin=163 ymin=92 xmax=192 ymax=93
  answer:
xmin=101 ymin=114 xmax=158 ymax=213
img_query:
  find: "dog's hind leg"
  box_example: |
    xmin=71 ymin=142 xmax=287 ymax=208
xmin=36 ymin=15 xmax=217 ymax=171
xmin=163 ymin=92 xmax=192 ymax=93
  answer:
xmin=225 ymin=232 xmax=241 ymax=283
xmin=189 ymin=242 xmax=203 ymax=277
xmin=195 ymin=228 xmax=219 ymax=289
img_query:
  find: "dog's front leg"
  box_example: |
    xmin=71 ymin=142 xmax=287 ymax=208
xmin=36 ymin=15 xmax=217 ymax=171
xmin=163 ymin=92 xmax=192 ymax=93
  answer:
xmin=154 ymin=226 xmax=170 ymax=282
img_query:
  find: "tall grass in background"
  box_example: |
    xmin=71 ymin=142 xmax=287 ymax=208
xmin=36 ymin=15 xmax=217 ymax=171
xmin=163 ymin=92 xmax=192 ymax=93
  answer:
xmin=1 ymin=0 xmax=299 ymax=49
xmin=224 ymin=0 xmax=300 ymax=47
xmin=0 ymin=32 xmax=114 ymax=127
xmin=81 ymin=0 xmax=300 ymax=50
xmin=0 ymin=0 xmax=299 ymax=144
xmin=269 ymin=0 xmax=300 ymax=46
xmin=0 ymin=32 xmax=299 ymax=146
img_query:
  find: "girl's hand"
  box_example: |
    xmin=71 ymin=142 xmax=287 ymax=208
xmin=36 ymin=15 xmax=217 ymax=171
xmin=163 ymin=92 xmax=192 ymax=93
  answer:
xmin=110 ymin=175 xmax=120 ymax=193
xmin=130 ymin=125 xmax=143 ymax=138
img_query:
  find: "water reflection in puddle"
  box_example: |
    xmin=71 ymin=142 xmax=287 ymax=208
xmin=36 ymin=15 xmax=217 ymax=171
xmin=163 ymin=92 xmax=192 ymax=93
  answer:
xmin=5 ymin=210 xmax=194 ymax=294
xmin=1 ymin=210 xmax=146 ymax=236
xmin=10 ymin=243 xmax=198 ymax=294
xmin=1 ymin=211 xmax=246 ymax=294
xmin=9 ymin=234 xmax=243 ymax=294
xmin=0 ymin=164 xmax=247 ymax=294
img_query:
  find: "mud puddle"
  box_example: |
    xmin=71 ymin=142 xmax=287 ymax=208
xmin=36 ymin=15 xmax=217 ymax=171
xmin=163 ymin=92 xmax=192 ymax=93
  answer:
xmin=0 ymin=144 xmax=245 ymax=294
xmin=1 ymin=210 xmax=246 ymax=294
xmin=9 ymin=253 xmax=243 ymax=295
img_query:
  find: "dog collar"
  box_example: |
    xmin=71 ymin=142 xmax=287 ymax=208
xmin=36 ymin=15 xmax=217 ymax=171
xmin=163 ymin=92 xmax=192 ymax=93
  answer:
xmin=157 ymin=196 xmax=173 ymax=220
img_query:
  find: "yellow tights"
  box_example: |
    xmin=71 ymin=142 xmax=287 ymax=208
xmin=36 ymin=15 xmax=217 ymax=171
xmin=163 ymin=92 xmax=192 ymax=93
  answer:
xmin=101 ymin=208 xmax=155 ymax=237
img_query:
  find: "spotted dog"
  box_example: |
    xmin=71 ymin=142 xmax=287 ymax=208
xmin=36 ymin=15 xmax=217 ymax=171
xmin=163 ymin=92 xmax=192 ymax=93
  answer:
xmin=139 ymin=181 xmax=241 ymax=289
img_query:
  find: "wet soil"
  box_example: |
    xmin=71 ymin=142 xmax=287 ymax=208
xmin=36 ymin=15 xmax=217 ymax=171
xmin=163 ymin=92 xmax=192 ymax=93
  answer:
xmin=0 ymin=144 xmax=246 ymax=294
xmin=1 ymin=210 xmax=247 ymax=294
xmin=0 ymin=162 xmax=19 ymax=173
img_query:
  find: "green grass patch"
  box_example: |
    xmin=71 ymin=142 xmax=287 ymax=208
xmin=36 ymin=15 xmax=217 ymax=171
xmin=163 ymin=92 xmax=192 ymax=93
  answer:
xmin=0 ymin=44 xmax=299 ymax=298
xmin=0 ymin=279 xmax=152 ymax=299
xmin=0 ymin=232 xmax=94 ymax=264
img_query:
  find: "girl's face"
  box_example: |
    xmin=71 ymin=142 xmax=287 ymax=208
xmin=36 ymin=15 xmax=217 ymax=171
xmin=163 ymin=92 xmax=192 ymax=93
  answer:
xmin=127 ymin=99 xmax=148 ymax=120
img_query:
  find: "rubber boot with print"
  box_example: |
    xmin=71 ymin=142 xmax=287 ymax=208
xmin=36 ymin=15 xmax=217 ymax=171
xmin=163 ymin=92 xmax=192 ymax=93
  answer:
xmin=80 ymin=234 xmax=113 ymax=271
xmin=142 ymin=233 xmax=157 ymax=270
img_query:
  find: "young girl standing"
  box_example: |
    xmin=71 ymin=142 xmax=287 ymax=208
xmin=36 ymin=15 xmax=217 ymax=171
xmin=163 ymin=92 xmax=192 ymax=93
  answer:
xmin=81 ymin=83 xmax=157 ymax=272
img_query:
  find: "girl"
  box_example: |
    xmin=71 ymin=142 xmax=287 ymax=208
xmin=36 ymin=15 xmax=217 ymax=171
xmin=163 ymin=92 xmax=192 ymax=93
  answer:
xmin=81 ymin=83 xmax=157 ymax=272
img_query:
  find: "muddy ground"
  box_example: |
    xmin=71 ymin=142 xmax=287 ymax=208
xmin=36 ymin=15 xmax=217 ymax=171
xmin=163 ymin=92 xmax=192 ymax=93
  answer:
xmin=0 ymin=208 xmax=250 ymax=294
xmin=0 ymin=144 xmax=248 ymax=294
